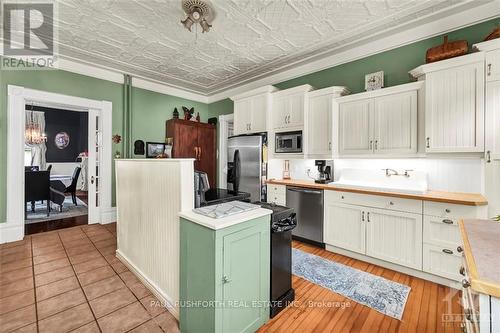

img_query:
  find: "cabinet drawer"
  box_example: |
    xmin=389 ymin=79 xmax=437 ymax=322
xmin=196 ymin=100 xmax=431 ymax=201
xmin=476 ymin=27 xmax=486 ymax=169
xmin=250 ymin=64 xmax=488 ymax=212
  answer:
xmin=326 ymin=190 xmax=422 ymax=214
xmin=267 ymin=193 xmax=286 ymax=206
xmin=423 ymin=243 xmax=462 ymax=281
xmin=423 ymin=202 xmax=482 ymax=219
xmin=267 ymin=184 xmax=286 ymax=196
xmin=423 ymin=215 xmax=461 ymax=248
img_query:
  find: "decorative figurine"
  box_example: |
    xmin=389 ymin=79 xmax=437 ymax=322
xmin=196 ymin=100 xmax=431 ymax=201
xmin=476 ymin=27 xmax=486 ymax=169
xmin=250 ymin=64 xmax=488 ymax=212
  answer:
xmin=173 ymin=107 xmax=179 ymax=119
xmin=114 ymin=150 xmax=121 ymax=159
xmin=112 ymin=134 xmax=122 ymax=144
xmin=182 ymin=106 xmax=194 ymax=120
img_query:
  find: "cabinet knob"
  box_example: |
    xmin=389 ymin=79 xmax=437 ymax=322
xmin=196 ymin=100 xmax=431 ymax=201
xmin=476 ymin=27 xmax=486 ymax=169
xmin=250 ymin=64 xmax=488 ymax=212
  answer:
xmin=341 ymin=195 xmax=344 ymax=199
xmin=445 ymin=208 xmax=451 ymax=213
xmin=389 ymin=201 xmax=394 ymax=205
xmin=462 ymin=279 xmax=470 ymax=288
xmin=457 ymin=246 xmax=463 ymax=253
xmin=426 ymin=137 xmax=430 ymax=148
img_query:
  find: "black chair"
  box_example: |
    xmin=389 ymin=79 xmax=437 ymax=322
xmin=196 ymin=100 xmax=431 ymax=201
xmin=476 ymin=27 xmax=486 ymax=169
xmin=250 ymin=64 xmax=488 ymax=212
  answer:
xmin=25 ymin=171 xmax=50 ymax=217
xmin=65 ymin=167 xmax=82 ymax=205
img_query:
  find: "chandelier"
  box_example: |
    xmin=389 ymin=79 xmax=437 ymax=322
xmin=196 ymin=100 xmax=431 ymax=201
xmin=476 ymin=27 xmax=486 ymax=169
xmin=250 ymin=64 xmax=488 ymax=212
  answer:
xmin=25 ymin=105 xmax=47 ymax=145
xmin=181 ymin=0 xmax=214 ymax=33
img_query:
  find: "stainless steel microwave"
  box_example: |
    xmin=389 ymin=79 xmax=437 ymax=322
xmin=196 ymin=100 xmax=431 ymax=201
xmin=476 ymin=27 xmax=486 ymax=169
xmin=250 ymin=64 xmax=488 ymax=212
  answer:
xmin=275 ymin=131 xmax=302 ymax=153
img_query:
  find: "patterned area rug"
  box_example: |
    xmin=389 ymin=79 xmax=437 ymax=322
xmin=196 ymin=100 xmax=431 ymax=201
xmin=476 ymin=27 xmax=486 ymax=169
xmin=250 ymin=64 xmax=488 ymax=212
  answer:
xmin=292 ymin=248 xmax=411 ymax=319
xmin=25 ymin=197 xmax=88 ymax=224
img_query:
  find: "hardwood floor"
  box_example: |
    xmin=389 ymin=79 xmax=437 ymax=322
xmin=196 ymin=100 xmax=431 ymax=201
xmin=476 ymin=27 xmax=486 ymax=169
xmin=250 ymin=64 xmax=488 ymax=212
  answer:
xmin=25 ymin=215 xmax=88 ymax=235
xmin=258 ymin=241 xmax=463 ymax=333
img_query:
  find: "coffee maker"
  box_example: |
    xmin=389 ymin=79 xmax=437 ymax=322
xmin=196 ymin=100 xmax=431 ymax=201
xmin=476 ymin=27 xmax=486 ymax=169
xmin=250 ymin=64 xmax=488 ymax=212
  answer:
xmin=314 ymin=160 xmax=333 ymax=184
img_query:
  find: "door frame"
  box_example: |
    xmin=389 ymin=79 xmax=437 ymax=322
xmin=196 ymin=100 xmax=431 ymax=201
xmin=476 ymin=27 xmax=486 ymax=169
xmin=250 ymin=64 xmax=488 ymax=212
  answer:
xmin=218 ymin=113 xmax=233 ymax=189
xmin=1 ymin=85 xmax=113 ymax=243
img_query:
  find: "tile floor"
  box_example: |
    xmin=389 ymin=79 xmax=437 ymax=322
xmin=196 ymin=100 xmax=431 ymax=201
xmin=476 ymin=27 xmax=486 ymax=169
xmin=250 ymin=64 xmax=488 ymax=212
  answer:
xmin=0 ymin=223 xmax=179 ymax=333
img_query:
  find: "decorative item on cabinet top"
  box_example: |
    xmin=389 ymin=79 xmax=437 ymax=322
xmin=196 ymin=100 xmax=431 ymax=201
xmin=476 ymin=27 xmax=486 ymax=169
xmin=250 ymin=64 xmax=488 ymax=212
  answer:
xmin=425 ymin=35 xmax=468 ymax=63
xmin=365 ymin=71 xmax=384 ymax=91
xmin=484 ymin=26 xmax=500 ymax=41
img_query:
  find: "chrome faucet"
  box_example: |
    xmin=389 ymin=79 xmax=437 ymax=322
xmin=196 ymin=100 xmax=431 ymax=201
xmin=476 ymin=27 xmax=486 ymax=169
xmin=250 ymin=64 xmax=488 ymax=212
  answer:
xmin=383 ymin=168 xmax=399 ymax=177
xmin=382 ymin=168 xmax=413 ymax=177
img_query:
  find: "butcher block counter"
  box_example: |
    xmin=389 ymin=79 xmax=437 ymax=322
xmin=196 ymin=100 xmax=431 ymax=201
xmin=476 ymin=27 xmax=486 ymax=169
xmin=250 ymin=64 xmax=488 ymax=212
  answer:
xmin=266 ymin=179 xmax=488 ymax=206
xmin=459 ymin=219 xmax=500 ymax=297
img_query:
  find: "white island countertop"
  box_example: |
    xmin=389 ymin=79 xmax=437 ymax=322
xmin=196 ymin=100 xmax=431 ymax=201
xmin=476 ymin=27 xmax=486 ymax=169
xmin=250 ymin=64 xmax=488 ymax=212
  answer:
xmin=179 ymin=206 xmax=272 ymax=230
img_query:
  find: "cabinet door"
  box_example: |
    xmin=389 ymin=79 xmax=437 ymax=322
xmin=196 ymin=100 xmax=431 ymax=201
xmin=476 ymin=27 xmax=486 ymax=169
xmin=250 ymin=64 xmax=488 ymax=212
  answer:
xmin=366 ymin=208 xmax=422 ymax=270
xmin=485 ymin=81 xmax=500 ymax=160
xmin=339 ymin=99 xmax=373 ymax=155
xmin=324 ymin=202 xmax=365 ymax=254
xmin=272 ymin=96 xmax=287 ymax=130
xmin=307 ymin=94 xmax=332 ymax=156
xmin=486 ymin=49 xmax=500 ymax=82
xmin=172 ymin=121 xmax=198 ymax=159
xmin=287 ymin=93 xmax=304 ymax=128
xmin=234 ymin=99 xmax=251 ymax=135
xmin=250 ymin=94 xmax=267 ymax=133
xmin=373 ymin=91 xmax=417 ymax=155
xmin=222 ymin=225 xmax=269 ymax=333
xmin=196 ymin=126 xmax=217 ymax=187
xmin=423 ymin=243 xmax=462 ymax=281
xmin=485 ymin=160 xmax=500 ymax=219
xmin=425 ymin=62 xmax=484 ymax=152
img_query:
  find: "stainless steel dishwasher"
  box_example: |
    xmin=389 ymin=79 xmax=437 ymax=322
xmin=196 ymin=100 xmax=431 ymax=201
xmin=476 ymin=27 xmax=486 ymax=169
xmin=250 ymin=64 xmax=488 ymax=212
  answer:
xmin=286 ymin=186 xmax=324 ymax=247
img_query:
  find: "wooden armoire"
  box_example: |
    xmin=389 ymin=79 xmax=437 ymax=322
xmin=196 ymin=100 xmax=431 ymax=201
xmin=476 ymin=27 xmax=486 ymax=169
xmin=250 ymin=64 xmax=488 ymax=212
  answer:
xmin=166 ymin=119 xmax=217 ymax=186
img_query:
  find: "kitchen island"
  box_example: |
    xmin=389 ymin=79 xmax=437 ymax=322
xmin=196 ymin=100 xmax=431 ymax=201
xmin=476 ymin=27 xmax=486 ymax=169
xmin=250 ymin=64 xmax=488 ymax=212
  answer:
xmin=179 ymin=205 xmax=272 ymax=333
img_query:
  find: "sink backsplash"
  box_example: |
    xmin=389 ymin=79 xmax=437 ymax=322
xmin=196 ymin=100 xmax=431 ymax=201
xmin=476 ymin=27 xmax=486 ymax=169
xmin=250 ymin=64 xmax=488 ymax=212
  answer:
xmin=268 ymin=158 xmax=483 ymax=193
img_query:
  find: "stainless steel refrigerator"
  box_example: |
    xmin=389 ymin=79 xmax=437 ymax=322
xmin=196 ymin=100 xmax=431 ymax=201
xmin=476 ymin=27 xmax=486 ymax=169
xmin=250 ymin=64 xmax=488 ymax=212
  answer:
xmin=227 ymin=134 xmax=267 ymax=202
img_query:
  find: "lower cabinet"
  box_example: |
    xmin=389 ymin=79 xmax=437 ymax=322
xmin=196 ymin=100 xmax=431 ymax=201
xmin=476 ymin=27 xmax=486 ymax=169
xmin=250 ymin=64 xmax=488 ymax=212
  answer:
xmin=324 ymin=202 xmax=365 ymax=254
xmin=422 ymin=243 xmax=462 ymax=281
xmin=266 ymin=184 xmax=286 ymax=206
xmin=365 ymin=208 xmax=422 ymax=270
xmin=180 ymin=216 xmax=270 ymax=333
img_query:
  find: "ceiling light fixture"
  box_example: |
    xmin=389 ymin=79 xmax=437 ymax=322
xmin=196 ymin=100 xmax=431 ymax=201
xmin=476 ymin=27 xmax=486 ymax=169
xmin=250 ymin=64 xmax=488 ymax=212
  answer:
xmin=181 ymin=0 xmax=214 ymax=34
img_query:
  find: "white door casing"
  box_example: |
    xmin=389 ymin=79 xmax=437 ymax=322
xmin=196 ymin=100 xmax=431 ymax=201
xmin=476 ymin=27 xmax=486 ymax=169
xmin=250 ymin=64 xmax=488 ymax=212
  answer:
xmin=2 ymin=85 xmax=113 ymax=243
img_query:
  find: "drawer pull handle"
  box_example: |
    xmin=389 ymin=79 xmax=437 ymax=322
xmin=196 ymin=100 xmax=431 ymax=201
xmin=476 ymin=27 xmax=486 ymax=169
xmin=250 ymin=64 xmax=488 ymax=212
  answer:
xmin=457 ymin=246 xmax=463 ymax=253
xmin=442 ymin=249 xmax=453 ymax=255
xmin=362 ymin=212 xmax=365 ymax=222
xmin=442 ymin=219 xmax=454 ymax=224
xmin=462 ymin=279 xmax=470 ymax=288
xmin=459 ymin=266 xmax=465 ymax=276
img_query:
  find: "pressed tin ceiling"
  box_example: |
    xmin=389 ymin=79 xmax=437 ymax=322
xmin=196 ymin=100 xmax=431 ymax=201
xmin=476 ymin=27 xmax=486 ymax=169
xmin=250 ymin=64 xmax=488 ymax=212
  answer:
xmin=54 ymin=0 xmax=480 ymax=95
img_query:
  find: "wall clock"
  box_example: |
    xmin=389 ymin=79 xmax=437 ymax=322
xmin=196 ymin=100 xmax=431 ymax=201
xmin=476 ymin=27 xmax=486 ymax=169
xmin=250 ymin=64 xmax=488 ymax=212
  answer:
xmin=365 ymin=71 xmax=384 ymax=91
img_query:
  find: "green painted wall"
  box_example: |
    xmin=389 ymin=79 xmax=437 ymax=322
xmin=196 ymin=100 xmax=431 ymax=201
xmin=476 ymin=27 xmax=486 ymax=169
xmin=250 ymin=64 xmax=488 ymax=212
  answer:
xmin=0 ymin=69 xmax=208 ymax=223
xmin=208 ymin=18 xmax=500 ymax=114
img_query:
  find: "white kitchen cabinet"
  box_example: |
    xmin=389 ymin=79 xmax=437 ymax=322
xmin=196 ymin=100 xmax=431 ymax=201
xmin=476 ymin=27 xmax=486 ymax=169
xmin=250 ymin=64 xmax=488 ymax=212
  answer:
xmin=365 ymin=208 xmax=422 ymax=270
xmin=339 ymin=99 xmax=373 ymax=155
xmin=485 ymin=80 xmax=500 ymax=161
xmin=373 ymin=90 xmax=417 ymax=155
xmin=324 ymin=201 xmax=366 ymax=254
xmin=305 ymin=87 xmax=349 ymax=158
xmin=486 ymin=48 xmax=500 ymax=82
xmin=267 ymin=184 xmax=286 ymax=206
xmin=410 ymin=53 xmax=485 ymax=153
xmin=271 ymin=85 xmax=313 ymax=131
xmin=231 ymin=86 xmax=277 ymax=135
xmin=337 ymin=82 xmax=421 ymax=156
xmin=422 ymin=243 xmax=462 ymax=281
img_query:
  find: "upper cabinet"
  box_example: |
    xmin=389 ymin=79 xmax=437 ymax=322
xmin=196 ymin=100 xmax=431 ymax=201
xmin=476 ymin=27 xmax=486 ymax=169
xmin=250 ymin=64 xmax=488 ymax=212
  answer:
xmin=336 ymin=82 xmax=421 ymax=157
xmin=272 ymin=85 xmax=313 ymax=131
xmin=305 ymin=87 xmax=349 ymax=158
xmin=410 ymin=53 xmax=485 ymax=153
xmin=475 ymin=39 xmax=500 ymax=82
xmin=231 ymin=85 xmax=278 ymax=135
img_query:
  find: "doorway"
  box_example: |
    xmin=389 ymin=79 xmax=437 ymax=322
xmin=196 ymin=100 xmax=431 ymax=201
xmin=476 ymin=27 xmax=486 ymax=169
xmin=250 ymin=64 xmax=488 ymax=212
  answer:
xmin=218 ymin=114 xmax=234 ymax=189
xmin=1 ymin=85 xmax=113 ymax=243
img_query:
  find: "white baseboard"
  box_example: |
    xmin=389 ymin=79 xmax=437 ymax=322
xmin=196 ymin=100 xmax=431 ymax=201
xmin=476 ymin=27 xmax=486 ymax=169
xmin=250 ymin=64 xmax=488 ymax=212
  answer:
xmin=101 ymin=207 xmax=117 ymax=224
xmin=115 ymin=249 xmax=179 ymax=320
xmin=325 ymin=245 xmax=461 ymax=290
xmin=0 ymin=222 xmax=24 ymax=244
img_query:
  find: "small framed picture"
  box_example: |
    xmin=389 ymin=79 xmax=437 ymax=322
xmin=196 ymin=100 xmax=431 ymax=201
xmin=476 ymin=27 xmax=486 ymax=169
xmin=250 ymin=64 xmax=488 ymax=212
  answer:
xmin=365 ymin=71 xmax=384 ymax=91
xmin=146 ymin=142 xmax=166 ymax=158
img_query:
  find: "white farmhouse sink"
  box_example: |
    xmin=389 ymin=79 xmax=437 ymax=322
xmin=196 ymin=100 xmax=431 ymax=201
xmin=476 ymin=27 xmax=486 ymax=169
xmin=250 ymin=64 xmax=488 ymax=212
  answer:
xmin=331 ymin=168 xmax=428 ymax=195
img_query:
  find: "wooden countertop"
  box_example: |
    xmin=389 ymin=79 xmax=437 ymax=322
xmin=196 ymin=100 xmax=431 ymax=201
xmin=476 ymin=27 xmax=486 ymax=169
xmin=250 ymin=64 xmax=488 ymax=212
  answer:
xmin=266 ymin=179 xmax=488 ymax=206
xmin=459 ymin=219 xmax=500 ymax=297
